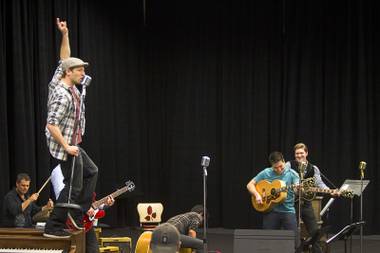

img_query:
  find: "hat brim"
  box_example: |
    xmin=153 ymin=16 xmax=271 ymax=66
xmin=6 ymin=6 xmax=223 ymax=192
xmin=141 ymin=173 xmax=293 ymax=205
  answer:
xmin=151 ymin=245 xmax=178 ymax=253
xmin=71 ymin=62 xmax=89 ymax=68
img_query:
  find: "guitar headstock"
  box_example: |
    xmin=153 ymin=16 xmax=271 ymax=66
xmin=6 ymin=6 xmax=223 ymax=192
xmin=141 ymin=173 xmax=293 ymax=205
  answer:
xmin=125 ymin=180 xmax=135 ymax=192
xmin=340 ymin=189 xmax=354 ymax=198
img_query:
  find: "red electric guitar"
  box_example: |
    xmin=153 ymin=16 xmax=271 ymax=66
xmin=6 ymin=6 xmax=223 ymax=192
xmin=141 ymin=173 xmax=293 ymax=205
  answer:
xmin=67 ymin=180 xmax=135 ymax=232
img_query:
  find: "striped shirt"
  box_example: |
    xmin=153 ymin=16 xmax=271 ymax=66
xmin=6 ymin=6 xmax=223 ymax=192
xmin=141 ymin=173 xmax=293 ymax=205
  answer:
xmin=46 ymin=64 xmax=86 ymax=161
xmin=167 ymin=212 xmax=203 ymax=235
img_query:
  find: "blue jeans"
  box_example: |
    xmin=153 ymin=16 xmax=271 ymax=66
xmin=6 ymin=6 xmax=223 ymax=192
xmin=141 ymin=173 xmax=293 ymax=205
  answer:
xmin=263 ymin=211 xmax=298 ymax=247
xmin=263 ymin=211 xmax=297 ymax=231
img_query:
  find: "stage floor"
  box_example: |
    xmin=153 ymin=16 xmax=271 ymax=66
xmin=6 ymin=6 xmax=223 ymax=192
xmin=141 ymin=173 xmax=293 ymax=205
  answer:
xmin=100 ymin=227 xmax=380 ymax=253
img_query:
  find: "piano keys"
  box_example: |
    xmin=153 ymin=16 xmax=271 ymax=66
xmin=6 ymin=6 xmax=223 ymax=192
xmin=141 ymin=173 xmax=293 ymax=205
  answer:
xmin=0 ymin=228 xmax=85 ymax=253
xmin=0 ymin=249 xmax=63 ymax=252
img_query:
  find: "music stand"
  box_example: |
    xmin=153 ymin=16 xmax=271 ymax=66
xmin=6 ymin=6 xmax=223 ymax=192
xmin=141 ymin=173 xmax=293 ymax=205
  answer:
xmin=326 ymin=221 xmax=365 ymax=253
xmin=341 ymin=179 xmax=369 ymax=253
xmin=320 ymin=182 xmax=351 ymax=217
xmin=340 ymin=179 xmax=370 ymax=197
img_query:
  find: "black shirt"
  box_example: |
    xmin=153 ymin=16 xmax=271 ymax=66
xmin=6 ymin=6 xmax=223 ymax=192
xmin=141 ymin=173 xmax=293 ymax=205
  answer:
xmin=1 ymin=188 xmax=41 ymax=227
xmin=167 ymin=212 xmax=202 ymax=235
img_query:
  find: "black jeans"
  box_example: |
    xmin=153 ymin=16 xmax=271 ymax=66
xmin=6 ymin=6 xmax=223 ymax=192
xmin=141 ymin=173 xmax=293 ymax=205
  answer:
xmin=297 ymin=201 xmax=322 ymax=253
xmin=45 ymin=147 xmax=98 ymax=231
xmin=86 ymin=227 xmax=100 ymax=253
xmin=180 ymin=234 xmax=204 ymax=253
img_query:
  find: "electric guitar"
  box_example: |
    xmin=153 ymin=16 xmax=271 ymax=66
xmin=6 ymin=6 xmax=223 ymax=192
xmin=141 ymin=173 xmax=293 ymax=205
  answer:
xmin=299 ymin=186 xmax=354 ymax=201
xmin=251 ymin=178 xmax=314 ymax=212
xmin=66 ymin=180 xmax=135 ymax=232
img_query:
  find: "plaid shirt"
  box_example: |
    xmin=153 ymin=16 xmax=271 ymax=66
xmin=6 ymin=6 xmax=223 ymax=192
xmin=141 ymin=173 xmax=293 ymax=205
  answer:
xmin=167 ymin=212 xmax=202 ymax=235
xmin=46 ymin=63 xmax=86 ymax=161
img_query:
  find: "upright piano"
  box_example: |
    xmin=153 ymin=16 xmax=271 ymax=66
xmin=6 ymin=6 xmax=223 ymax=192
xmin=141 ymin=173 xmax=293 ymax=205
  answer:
xmin=0 ymin=228 xmax=85 ymax=253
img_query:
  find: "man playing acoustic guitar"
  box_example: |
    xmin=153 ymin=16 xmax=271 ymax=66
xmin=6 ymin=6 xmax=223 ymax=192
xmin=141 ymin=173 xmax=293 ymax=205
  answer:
xmin=247 ymin=151 xmax=299 ymax=235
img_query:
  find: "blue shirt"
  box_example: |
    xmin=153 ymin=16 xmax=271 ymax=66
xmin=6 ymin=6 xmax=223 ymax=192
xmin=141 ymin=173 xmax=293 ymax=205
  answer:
xmin=253 ymin=164 xmax=299 ymax=213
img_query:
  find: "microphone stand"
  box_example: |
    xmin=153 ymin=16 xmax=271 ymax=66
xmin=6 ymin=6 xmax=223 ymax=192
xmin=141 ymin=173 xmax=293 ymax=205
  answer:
xmin=297 ymin=164 xmax=304 ymax=251
xmin=359 ymin=166 xmax=365 ymax=253
xmin=202 ymin=163 xmax=208 ymax=253
xmin=55 ymin=79 xmax=89 ymax=212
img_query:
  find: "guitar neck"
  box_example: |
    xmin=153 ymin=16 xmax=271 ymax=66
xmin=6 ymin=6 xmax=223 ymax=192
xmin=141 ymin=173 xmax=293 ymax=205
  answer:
xmin=92 ymin=187 xmax=128 ymax=209
xmin=307 ymin=187 xmax=335 ymax=194
xmin=276 ymin=184 xmax=296 ymax=194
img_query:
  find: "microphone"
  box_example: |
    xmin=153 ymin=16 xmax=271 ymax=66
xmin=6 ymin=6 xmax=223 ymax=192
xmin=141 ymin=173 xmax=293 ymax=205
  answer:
xmin=81 ymin=75 xmax=92 ymax=87
xmin=201 ymin=156 xmax=210 ymax=168
xmin=298 ymin=161 xmax=306 ymax=180
xmin=359 ymin=161 xmax=366 ymax=179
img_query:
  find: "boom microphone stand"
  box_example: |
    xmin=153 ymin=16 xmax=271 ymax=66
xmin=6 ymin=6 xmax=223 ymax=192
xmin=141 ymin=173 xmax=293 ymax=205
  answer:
xmin=201 ymin=156 xmax=210 ymax=253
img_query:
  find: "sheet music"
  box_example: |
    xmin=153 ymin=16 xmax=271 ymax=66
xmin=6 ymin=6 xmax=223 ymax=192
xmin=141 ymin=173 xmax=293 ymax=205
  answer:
xmin=51 ymin=165 xmax=65 ymax=199
xmin=341 ymin=179 xmax=370 ymax=196
xmin=320 ymin=179 xmax=365 ymax=216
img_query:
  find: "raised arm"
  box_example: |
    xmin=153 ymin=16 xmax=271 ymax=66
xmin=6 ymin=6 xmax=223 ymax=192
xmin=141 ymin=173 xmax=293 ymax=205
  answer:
xmin=56 ymin=18 xmax=70 ymax=60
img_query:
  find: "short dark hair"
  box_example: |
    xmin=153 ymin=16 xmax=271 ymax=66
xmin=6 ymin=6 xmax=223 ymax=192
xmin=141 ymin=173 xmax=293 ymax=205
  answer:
xmin=268 ymin=151 xmax=284 ymax=165
xmin=191 ymin=205 xmax=204 ymax=214
xmin=16 ymin=173 xmax=31 ymax=183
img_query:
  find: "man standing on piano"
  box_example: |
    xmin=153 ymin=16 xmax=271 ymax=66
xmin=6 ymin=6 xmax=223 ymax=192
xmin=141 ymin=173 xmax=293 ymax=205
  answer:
xmin=1 ymin=173 xmax=53 ymax=227
xmin=43 ymin=18 xmax=98 ymax=239
xmin=287 ymin=143 xmax=340 ymax=253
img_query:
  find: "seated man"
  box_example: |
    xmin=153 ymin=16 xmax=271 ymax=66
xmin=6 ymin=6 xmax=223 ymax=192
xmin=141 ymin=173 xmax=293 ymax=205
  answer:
xmin=151 ymin=223 xmax=181 ymax=253
xmin=2 ymin=173 xmax=53 ymax=227
xmin=166 ymin=205 xmax=205 ymax=252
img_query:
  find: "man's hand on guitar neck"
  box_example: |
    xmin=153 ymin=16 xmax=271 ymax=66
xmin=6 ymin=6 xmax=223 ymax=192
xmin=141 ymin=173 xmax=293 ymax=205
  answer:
xmin=87 ymin=207 xmax=95 ymax=218
xmin=105 ymin=195 xmax=115 ymax=206
xmin=87 ymin=195 xmax=115 ymax=217
xmin=331 ymin=189 xmax=341 ymax=197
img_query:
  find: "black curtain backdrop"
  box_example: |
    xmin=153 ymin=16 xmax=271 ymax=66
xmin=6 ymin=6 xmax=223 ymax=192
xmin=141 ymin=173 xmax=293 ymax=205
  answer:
xmin=0 ymin=0 xmax=379 ymax=234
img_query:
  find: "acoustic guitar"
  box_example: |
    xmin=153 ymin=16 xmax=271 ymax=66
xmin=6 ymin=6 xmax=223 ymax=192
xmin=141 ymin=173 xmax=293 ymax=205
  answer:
xmin=251 ymin=178 xmax=315 ymax=212
xmin=135 ymin=231 xmax=192 ymax=253
xmin=135 ymin=231 xmax=152 ymax=253
xmin=251 ymin=179 xmax=297 ymax=212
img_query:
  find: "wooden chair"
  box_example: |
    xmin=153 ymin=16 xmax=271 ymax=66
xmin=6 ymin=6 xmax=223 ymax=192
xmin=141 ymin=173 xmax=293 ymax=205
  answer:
xmin=99 ymin=236 xmax=132 ymax=253
xmin=137 ymin=203 xmax=164 ymax=230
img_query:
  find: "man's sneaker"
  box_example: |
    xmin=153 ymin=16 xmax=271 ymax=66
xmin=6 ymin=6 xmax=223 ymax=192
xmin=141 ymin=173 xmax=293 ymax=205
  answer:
xmin=66 ymin=212 xmax=84 ymax=231
xmin=43 ymin=229 xmax=71 ymax=239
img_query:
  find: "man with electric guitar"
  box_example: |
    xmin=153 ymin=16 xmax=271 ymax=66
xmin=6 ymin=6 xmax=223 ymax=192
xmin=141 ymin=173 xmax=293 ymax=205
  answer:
xmin=247 ymin=151 xmax=300 ymax=234
xmin=66 ymin=180 xmax=135 ymax=253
